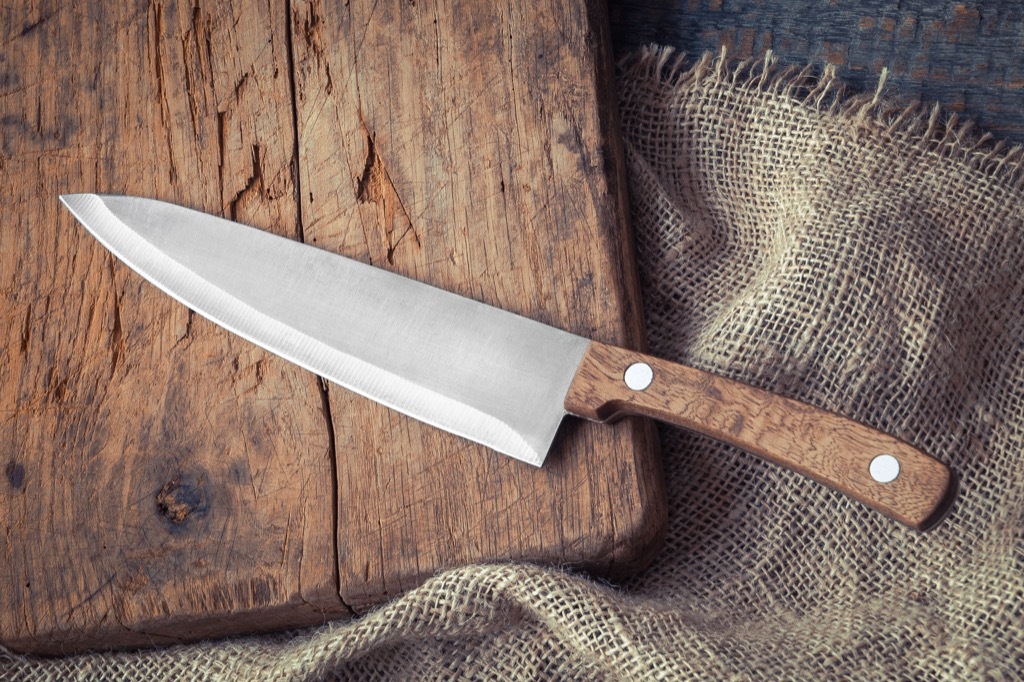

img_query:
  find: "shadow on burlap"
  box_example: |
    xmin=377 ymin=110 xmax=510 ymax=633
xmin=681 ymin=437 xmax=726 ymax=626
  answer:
xmin=4 ymin=47 xmax=1021 ymax=680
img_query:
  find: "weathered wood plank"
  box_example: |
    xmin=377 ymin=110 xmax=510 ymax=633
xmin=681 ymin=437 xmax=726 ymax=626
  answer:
xmin=0 ymin=0 xmax=346 ymax=653
xmin=290 ymin=0 xmax=665 ymax=609
xmin=0 ymin=0 xmax=665 ymax=652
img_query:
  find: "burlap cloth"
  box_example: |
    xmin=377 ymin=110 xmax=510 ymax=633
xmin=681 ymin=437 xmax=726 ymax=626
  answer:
xmin=4 ymin=47 xmax=1022 ymax=680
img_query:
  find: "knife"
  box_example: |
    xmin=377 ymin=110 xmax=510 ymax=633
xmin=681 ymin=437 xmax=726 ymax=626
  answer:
xmin=60 ymin=194 xmax=955 ymax=531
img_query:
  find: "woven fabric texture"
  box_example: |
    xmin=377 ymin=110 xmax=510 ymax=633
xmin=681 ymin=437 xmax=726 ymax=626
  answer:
xmin=4 ymin=47 xmax=1022 ymax=680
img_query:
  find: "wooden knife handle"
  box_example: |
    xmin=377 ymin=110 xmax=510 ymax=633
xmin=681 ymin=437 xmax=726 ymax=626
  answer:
xmin=565 ymin=341 xmax=956 ymax=531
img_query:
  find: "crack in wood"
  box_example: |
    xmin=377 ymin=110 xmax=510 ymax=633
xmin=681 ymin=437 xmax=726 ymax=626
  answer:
xmin=285 ymin=0 xmax=349 ymax=615
xmin=182 ymin=5 xmax=212 ymax=143
xmin=174 ymin=309 xmax=194 ymax=348
xmin=354 ymin=132 xmax=420 ymax=265
xmin=150 ymin=2 xmax=179 ymax=184
xmin=291 ymin=0 xmax=335 ymax=95
xmin=216 ymin=110 xmax=227 ymax=210
xmin=354 ymin=133 xmax=382 ymax=204
xmin=20 ymin=302 xmax=31 ymax=354
xmin=227 ymin=144 xmax=263 ymax=220
xmin=107 ymin=254 xmax=124 ymax=379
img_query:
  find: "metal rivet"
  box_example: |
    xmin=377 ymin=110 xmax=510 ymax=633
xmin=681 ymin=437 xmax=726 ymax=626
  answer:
xmin=869 ymin=454 xmax=900 ymax=483
xmin=624 ymin=362 xmax=654 ymax=391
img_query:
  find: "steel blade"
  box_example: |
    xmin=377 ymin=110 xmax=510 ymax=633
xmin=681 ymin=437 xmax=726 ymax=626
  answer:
xmin=60 ymin=194 xmax=590 ymax=465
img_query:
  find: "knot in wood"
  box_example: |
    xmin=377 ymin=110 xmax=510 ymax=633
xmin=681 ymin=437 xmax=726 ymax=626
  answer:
xmin=156 ymin=475 xmax=209 ymax=525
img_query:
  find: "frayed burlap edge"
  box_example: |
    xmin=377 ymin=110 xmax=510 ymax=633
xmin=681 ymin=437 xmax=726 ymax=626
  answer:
xmin=620 ymin=45 xmax=1024 ymax=190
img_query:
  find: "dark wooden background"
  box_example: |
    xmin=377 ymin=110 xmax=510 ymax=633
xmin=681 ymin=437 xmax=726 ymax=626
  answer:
xmin=609 ymin=0 xmax=1024 ymax=142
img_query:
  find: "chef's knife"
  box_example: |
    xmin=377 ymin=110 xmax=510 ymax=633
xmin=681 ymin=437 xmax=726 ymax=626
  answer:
xmin=60 ymin=194 xmax=955 ymax=530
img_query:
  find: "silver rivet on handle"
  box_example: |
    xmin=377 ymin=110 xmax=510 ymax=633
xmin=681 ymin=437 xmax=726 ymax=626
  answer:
xmin=869 ymin=454 xmax=901 ymax=483
xmin=624 ymin=362 xmax=654 ymax=391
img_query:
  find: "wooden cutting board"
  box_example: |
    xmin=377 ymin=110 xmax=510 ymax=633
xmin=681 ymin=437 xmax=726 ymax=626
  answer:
xmin=0 ymin=0 xmax=664 ymax=653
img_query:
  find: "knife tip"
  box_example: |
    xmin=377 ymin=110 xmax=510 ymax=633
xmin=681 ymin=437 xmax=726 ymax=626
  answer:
xmin=59 ymin=194 xmax=106 ymax=222
xmin=59 ymin=192 xmax=90 ymax=206
xmin=59 ymin=193 xmax=82 ymax=212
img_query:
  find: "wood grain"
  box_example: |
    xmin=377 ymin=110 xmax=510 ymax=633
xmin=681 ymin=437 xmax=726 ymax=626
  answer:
xmin=289 ymin=0 xmax=664 ymax=610
xmin=0 ymin=0 xmax=665 ymax=652
xmin=566 ymin=342 xmax=956 ymax=531
xmin=0 ymin=0 xmax=347 ymax=654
